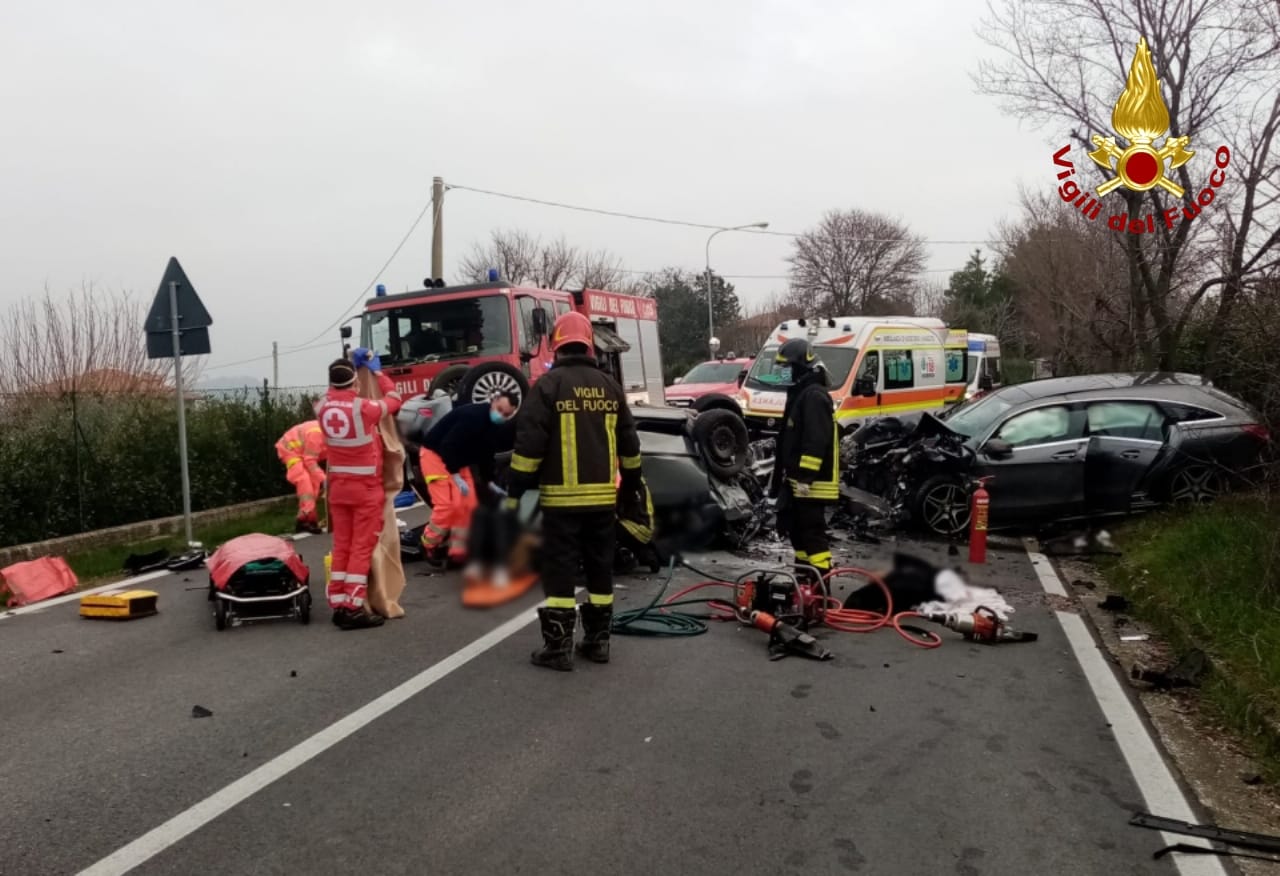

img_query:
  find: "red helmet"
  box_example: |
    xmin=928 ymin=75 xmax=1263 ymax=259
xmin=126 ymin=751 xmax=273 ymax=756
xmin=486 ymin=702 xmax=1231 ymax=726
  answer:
xmin=551 ymin=311 xmax=595 ymax=356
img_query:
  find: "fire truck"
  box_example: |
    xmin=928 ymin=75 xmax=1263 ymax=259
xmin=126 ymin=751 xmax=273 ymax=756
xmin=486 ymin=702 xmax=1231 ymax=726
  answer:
xmin=357 ymin=281 xmax=666 ymax=406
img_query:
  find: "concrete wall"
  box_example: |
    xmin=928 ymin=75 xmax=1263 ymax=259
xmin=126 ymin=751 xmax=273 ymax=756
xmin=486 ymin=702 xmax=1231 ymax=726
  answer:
xmin=0 ymin=496 xmax=294 ymax=569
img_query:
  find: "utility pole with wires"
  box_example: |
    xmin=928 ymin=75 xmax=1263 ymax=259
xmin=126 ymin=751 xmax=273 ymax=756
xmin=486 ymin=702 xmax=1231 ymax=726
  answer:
xmin=272 ymin=341 xmax=279 ymax=392
xmin=431 ymin=176 xmax=444 ymax=282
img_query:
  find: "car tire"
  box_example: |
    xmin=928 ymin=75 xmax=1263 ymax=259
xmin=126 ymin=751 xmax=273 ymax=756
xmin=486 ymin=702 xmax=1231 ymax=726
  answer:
xmin=457 ymin=362 xmax=530 ymax=406
xmin=1165 ymin=464 xmax=1225 ymax=505
xmin=428 ymin=365 xmax=470 ymax=400
xmin=912 ymin=475 xmax=972 ymax=537
xmin=214 ymin=598 xmax=228 ymax=631
xmin=692 ymin=408 xmax=750 ymax=480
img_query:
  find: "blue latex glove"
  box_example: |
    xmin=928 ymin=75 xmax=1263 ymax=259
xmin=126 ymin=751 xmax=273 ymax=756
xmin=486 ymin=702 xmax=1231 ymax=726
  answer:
xmin=351 ymin=347 xmax=382 ymax=372
xmin=451 ymin=473 xmax=470 ymax=497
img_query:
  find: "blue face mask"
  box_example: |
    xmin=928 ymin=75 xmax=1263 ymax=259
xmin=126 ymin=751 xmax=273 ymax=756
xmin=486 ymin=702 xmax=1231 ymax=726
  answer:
xmin=490 ymin=409 xmax=507 ymax=425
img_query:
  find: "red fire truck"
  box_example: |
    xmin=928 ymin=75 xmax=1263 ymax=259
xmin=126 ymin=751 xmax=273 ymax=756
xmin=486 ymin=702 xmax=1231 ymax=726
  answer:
xmin=358 ymin=281 xmax=666 ymax=406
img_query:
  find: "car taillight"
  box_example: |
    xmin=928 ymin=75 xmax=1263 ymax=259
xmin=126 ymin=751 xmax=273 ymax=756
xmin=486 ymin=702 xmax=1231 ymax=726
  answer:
xmin=1243 ymin=423 xmax=1271 ymax=443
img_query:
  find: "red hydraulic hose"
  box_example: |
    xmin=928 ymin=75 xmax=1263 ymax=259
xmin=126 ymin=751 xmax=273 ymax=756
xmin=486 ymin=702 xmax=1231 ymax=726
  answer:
xmin=821 ymin=567 xmax=942 ymax=649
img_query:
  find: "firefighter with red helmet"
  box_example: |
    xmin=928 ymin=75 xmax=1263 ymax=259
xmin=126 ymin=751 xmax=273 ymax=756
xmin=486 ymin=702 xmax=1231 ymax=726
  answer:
xmin=504 ymin=311 xmax=643 ymax=671
xmin=768 ymin=338 xmax=839 ymax=577
xmin=317 ymin=348 xmax=403 ymax=630
xmin=275 ymin=420 xmax=327 ymax=534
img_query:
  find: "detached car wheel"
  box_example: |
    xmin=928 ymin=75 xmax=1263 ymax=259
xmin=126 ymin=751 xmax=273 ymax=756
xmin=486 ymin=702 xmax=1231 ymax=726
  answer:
xmin=458 ymin=362 xmax=529 ymax=406
xmin=913 ymin=475 xmax=972 ymax=537
xmin=691 ymin=408 xmax=750 ymax=480
xmin=1167 ymin=464 xmax=1224 ymax=505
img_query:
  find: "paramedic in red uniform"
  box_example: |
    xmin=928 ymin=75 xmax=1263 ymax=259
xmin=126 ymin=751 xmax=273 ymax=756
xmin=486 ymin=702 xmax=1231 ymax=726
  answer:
xmin=318 ymin=349 xmax=402 ymax=630
xmin=275 ymin=420 xmax=327 ymax=534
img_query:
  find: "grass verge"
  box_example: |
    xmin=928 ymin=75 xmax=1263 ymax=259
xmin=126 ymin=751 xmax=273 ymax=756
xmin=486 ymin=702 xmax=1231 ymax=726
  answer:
xmin=66 ymin=505 xmax=304 ymax=584
xmin=1104 ymin=494 xmax=1280 ymax=779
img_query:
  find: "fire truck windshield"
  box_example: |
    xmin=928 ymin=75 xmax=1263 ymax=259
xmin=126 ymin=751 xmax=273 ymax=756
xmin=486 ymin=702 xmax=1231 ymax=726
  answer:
xmin=362 ymin=295 xmax=513 ymax=366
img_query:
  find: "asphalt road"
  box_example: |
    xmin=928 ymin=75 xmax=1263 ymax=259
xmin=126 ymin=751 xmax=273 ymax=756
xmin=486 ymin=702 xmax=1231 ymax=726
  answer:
xmin=0 ymin=513 xmax=1200 ymax=876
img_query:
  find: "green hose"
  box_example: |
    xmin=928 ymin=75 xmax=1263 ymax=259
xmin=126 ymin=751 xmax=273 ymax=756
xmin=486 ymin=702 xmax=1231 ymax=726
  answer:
xmin=610 ymin=558 xmax=714 ymax=637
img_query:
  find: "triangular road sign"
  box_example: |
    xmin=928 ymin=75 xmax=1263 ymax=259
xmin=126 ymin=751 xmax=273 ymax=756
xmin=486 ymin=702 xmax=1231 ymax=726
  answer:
xmin=145 ymin=257 xmax=213 ymax=333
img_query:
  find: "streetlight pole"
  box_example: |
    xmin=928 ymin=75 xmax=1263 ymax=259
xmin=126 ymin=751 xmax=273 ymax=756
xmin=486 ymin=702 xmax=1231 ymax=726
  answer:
xmin=705 ymin=222 xmax=769 ymax=359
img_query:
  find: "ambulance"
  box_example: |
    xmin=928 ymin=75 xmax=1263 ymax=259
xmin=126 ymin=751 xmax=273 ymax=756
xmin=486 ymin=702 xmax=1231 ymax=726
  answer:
xmin=737 ymin=316 xmax=969 ymax=433
xmin=965 ymin=333 xmax=1002 ymax=399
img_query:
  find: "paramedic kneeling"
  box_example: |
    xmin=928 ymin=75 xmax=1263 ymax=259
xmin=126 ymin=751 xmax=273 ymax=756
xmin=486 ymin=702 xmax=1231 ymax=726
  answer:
xmin=318 ymin=349 xmax=403 ymax=630
xmin=418 ymin=391 xmax=519 ymax=570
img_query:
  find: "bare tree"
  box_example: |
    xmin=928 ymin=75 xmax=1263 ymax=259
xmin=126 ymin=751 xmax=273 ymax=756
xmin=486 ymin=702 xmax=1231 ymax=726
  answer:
xmin=0 ymin=285 xmax=186 ymax=397
xmin=577 ymin=249 xmax=626 ymax=289
xmin=996 ymin=189 xmax=1137 ymax=372
xmin=458 ymin=228 xmax=633 ymax=291
xmin=786 ymin=209 xmax=927 ymax=316
xmin=974 ymin=0 xmax=1280 ymax=368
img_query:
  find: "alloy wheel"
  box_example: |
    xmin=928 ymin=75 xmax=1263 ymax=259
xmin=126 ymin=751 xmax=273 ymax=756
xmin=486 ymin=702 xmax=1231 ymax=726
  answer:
xmin=1169 ymin=466 xmax=1223 ymax=504
xmin=922 ymin=482 xmax=971 ymax=535
xmin=470 ymin=370 xmax=522 ymax=404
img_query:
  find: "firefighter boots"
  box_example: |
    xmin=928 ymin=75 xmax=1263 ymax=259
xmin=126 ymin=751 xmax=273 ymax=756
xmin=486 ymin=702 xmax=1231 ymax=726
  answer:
xmin=530 ymin=606 xmax=576 ymax=672
xmin=577 ymin=603 xmax=613 ymax=664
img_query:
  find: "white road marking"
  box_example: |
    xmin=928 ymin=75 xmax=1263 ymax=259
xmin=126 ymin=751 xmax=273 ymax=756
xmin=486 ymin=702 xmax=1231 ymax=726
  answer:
xmin=1026 ymin=540 xmax=1226 ymax=876
xmin=1022 ymin=537 xmax=1068 ymax=597
xmin=77 ymin=600 xmax=545 ymax=876
xmin=0 ymin=570 xmax=171 ymax=620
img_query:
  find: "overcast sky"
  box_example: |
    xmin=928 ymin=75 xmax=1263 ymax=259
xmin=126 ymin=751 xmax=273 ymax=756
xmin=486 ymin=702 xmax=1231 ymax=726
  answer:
xmin=1 ymin=0 xmax=1054 ymax=387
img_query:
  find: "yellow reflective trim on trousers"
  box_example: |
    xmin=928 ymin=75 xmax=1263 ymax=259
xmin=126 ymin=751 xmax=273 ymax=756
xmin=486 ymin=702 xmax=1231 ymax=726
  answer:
xmin=790 ymin=479 xmax=838 ymax=500
xmin=606 ymin=412 xmax=617 ymax=480
xmin=620 ymin=454 xmax=642 ymax=470
xmin=588 ymin=592 xmax=614 ymax=606
xmin=798 ymin=455 xmax=822 ymax=471
xmin=621 ymin=520 xmax=652 ymax=543
xmin=546 ymin=596 xmax=577 ymax=609
xmin=540 ymin=483 xmax=616 ymax=496
xmin=424 ymin=474 xmax=449 ymax=484
xmin=560 ymin=412 xmax=578 ymax=487
xmin=795 ymin=550 xmax=810 ymax=560
xmin=809 ymin=551 xmax=832 ymax=566
xmin=285 ymin=457 xmax=302 ymax=469
xmin=510 ymin=454 xmax=541 ymax=474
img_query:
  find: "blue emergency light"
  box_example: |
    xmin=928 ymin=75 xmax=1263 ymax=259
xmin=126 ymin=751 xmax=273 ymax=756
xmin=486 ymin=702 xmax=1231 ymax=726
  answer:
xmin=488 ymin=268 xmax=499 ymax=281
xmin=375 ymin=284 xmax=387 ymax=297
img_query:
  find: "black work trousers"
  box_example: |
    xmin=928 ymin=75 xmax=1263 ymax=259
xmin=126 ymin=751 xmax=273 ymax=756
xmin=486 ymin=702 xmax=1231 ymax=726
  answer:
xmin=541 ymin=509 xmax=616 ymax=607
xmin=788 ymin=497 xmax=831 ymax=572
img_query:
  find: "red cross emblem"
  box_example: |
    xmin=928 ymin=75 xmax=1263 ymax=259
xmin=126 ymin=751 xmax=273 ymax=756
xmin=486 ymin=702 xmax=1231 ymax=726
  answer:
xmin=322 ymin=408 xmax=352 ymax=439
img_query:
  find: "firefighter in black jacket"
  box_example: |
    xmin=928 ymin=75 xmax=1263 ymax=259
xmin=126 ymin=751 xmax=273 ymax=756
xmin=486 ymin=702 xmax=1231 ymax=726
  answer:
xmin=505 ymin=311 xmax=643 ymax=671
xmin=769 ymin=338 xmax=839 ymax=577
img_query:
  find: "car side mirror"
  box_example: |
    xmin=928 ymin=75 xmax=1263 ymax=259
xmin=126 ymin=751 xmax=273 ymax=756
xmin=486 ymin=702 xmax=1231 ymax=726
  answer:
xmin=737 ymin=371 xmax=747 ymax=386
xmin=979 ymin=374 xmax=994 ymax=391
xmin=340 ymin=326 xmax=353 ymax=340
xmin=531 ymin=307 xmax=549 ymax=337
xmin=854 ymin=378 xmax=877 ymax=398
xmin=983 ymin=438 xmax=1014 ymax=460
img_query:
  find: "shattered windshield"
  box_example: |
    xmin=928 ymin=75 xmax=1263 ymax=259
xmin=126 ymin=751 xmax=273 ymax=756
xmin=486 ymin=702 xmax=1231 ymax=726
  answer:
xmin=937 ymin=391 xmax=1016 ymax=438
xmin=362 ymin=295 xmax=513 ymax=367
xmin=745 ymin=345 xmax=857 ymax=390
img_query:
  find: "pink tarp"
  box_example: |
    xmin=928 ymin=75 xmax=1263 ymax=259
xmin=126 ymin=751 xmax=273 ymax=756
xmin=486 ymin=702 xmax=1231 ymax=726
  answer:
xmin=208 ymin=534 xmax=310 ymax=592
xmin=1 ymin=557 xmax=79 ymax=608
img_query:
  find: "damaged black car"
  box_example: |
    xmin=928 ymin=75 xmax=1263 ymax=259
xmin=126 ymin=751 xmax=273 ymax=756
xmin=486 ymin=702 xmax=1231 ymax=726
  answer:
xmin=844 ymin=373 xmax=1271 ymax=537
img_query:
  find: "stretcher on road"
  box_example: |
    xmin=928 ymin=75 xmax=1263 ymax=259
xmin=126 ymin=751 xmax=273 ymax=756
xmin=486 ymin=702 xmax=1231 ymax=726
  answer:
xmin=207 ymin=534 xmax=312 ymax=630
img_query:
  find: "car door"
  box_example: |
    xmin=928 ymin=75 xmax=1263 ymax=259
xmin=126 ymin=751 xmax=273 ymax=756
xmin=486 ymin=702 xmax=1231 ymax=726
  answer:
xmin=1083 ymin=400 xmax=1166 ymax=513
xmin=975 ymin=403 xmax=1087 ymax=525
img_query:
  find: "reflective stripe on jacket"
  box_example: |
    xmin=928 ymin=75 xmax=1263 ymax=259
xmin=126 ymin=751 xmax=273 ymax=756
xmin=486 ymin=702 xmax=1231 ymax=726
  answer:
xmin=508 ymin=355 xmax=641 ymax=510
xmin=318 ymin=373 xmax=402 ymax=479
xmin=777 ymin=375 xmax=839 ymax=503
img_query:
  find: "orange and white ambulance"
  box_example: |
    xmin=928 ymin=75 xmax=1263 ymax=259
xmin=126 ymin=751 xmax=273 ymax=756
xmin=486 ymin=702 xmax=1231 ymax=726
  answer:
xmin=737 ymin=316 xmax=969 ymax=433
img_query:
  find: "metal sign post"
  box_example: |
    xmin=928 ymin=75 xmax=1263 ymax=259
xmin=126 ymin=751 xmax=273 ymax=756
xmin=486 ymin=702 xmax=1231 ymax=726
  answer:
xmin=168 ymin=279 xmax=194 ymax=545
xmin=145 ymin=257 xmax=213 ymax=547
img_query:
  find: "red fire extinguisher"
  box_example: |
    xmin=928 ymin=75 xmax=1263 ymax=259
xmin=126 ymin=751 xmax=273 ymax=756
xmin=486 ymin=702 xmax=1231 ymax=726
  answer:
xmin=969 ymin=477 xmax=993 ymax=564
